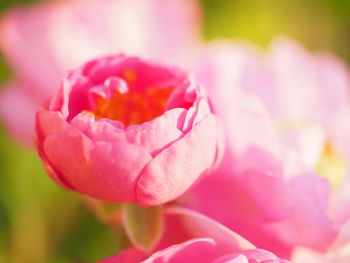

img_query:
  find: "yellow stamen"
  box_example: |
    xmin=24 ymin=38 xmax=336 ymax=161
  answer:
xmin=81 ymin=110 xmax=95 ymax=117
xmin=316 ymin=141 xmax=347 ymax=189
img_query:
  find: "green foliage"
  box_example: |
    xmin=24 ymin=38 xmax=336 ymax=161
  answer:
xmin=0 ymin=0 xmax=36 ymax=13
xmin=200 ymin=0 xmax=350 ymax=61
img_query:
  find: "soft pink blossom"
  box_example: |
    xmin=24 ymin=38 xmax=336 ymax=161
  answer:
xmin=291 ymin=220 xmax=350 ymax=263
xmin=35 ymin=55 xmax=222 ymax=206
xmin=99 ymin=206 xmax=289 ymax=263
xmin=180 ymin=37 xmax=350 ymax=258
xmin=0 ymin=0 xmax=201 ymax=142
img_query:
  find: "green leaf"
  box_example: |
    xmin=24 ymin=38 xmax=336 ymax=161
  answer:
xmin=122 ymin=203 xmax=164 ymax=251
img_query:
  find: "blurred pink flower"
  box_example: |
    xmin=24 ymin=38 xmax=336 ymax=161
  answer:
xmin=291 ymin=220 xmax=350 ymax=263
xmin=0 ymin=0 xmax=201 ymax=142
xmin=179 ymin=37 xmax=350 ymax=258
xmin=35 ymin=55 xmax=222 ymax=206
xmin=99 ymin=206 xmax=289 ymax=263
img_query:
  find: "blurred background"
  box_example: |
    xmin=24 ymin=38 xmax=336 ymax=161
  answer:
xmin=0 ymin=0 xmax=349 ymax=262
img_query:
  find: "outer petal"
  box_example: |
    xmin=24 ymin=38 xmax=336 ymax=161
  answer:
xmin=240 ymin=249 xmax=283 ymax=261
xmin=36 ymin=110 xmax=68 ymax=143
xmin=126 ymin=108 xmax=186 ymax=155
xmin=70 ymin=113 xmax=126 ymax=141
xmin=162 ymin=206 xmax=255 ymax=254
xmin=98 ymin=247 xmax=146 ymax=263
xmin=213 ymin=249 xmax=290 ymax=263
xmin=213 ymin=254 xmax=249 ymax=263
xmin=36 ymin=110 xmax=73 ymax=189
xmin=179 ymin=170 xmax=293 ymax=257
xmin=42 ymin=125 xmax=152 ymax=202
xmin=136 ymin=115 xmax=220 ymax=206
xmin=141 ymin=238 xmax=218 ymax=263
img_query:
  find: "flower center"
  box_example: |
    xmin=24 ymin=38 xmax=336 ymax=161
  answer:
xmin=86 ymin=70 xmax=174 ymax=127
xmin=316 ymin=141 xmax=347 ymax=189
xmin=93 ymin=87 xmax=173 ymax=126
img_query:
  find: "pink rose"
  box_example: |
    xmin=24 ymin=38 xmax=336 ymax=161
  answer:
xmin=0 ymin=0 xmax=201 ymax=143
xmin=291 ymin=220 xmax=350 ymax=263
xmin=99 ymin=206 xmax=289 ymax=263
xmin=180 ymin=37 xmax=350 ymax=258
xmin=35 ymin=55 xmax=222 ymax=206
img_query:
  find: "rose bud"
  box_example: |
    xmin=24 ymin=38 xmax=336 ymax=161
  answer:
xmin=35 ymin=55 xmax=222 ymax=206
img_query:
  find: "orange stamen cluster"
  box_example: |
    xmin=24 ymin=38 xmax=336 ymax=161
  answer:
xmin=88 ymin=70 xmax=174 ymax=126
xmin=93 ymin=87 xmax=173 ymax=126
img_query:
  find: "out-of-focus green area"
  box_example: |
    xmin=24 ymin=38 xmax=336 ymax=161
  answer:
xmin=200 ymin=0 xmax=350 ymax=61
xmin=0 ymin=0 xmax=349 ymax=262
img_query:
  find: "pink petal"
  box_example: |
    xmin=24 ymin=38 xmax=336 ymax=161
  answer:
xmin=103 ymin=0 xmax=201 ymax=67
xmin=163 ymin=206 xmax=255 ymax=255
xmin=291 ymin=247 xmax=328 ymax=263
xmin=268 ymin=37 xmax=321 ymax=124
xmin=0 ymin=5 xmax=64 ymax=97
xmin=213 ymin=254 xmax=249 ymax=263
xmin=126 ymin=108 xmax=186 ymax=155
xmin=315 ymin=54 xmax=350 ymax=127
xmin=70 ymin=113 xmax=126 ymax=141
xmin=36 ymin=110 xmax=68 ymax=143
xmin=0 ymin=83 xmax=39 ymax=143
xmin=141 ymin=238 xmax=218 ymax=263
xmin=42 ymin=125 xmax=152 ymax=202
xmin=180 ymin=171 xmax=292 ymax=257
xmin=136 ymin=115 xmax=220 ymax=206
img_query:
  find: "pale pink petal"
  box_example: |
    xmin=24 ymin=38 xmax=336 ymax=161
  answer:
xmin=287 ymin=174 xmax=330 ymax=212
xmin=0 ymin=6 xmax=64 ymax=97
xmin=163 ymin=206 xmax=255 ymax=255
xmin=0 ymin=83 xmax=38 ymax=143
xmin=195 ymin=42 xmax=277 ymax=118
xmin=268 ymin=37 xmax=321 ymax=124
xmin=104 ymin=0 xmax=201 ymax=67
xmin=291 ymin=247 xmax=328 ymax=263
xmin=331 ymin=106 xmax=350 ymax=162
xmin=213 ymin=249 xmax=286 ymax=263
xmin=225 ymin=95 xmax=281 ymax=158
xmin=240 ymin=249 xmax=280 ymax=261
xmin=328 ymin=185 xmax=350 ymax=225
xmin=315 ymin=54 xmax=350 ymax=127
